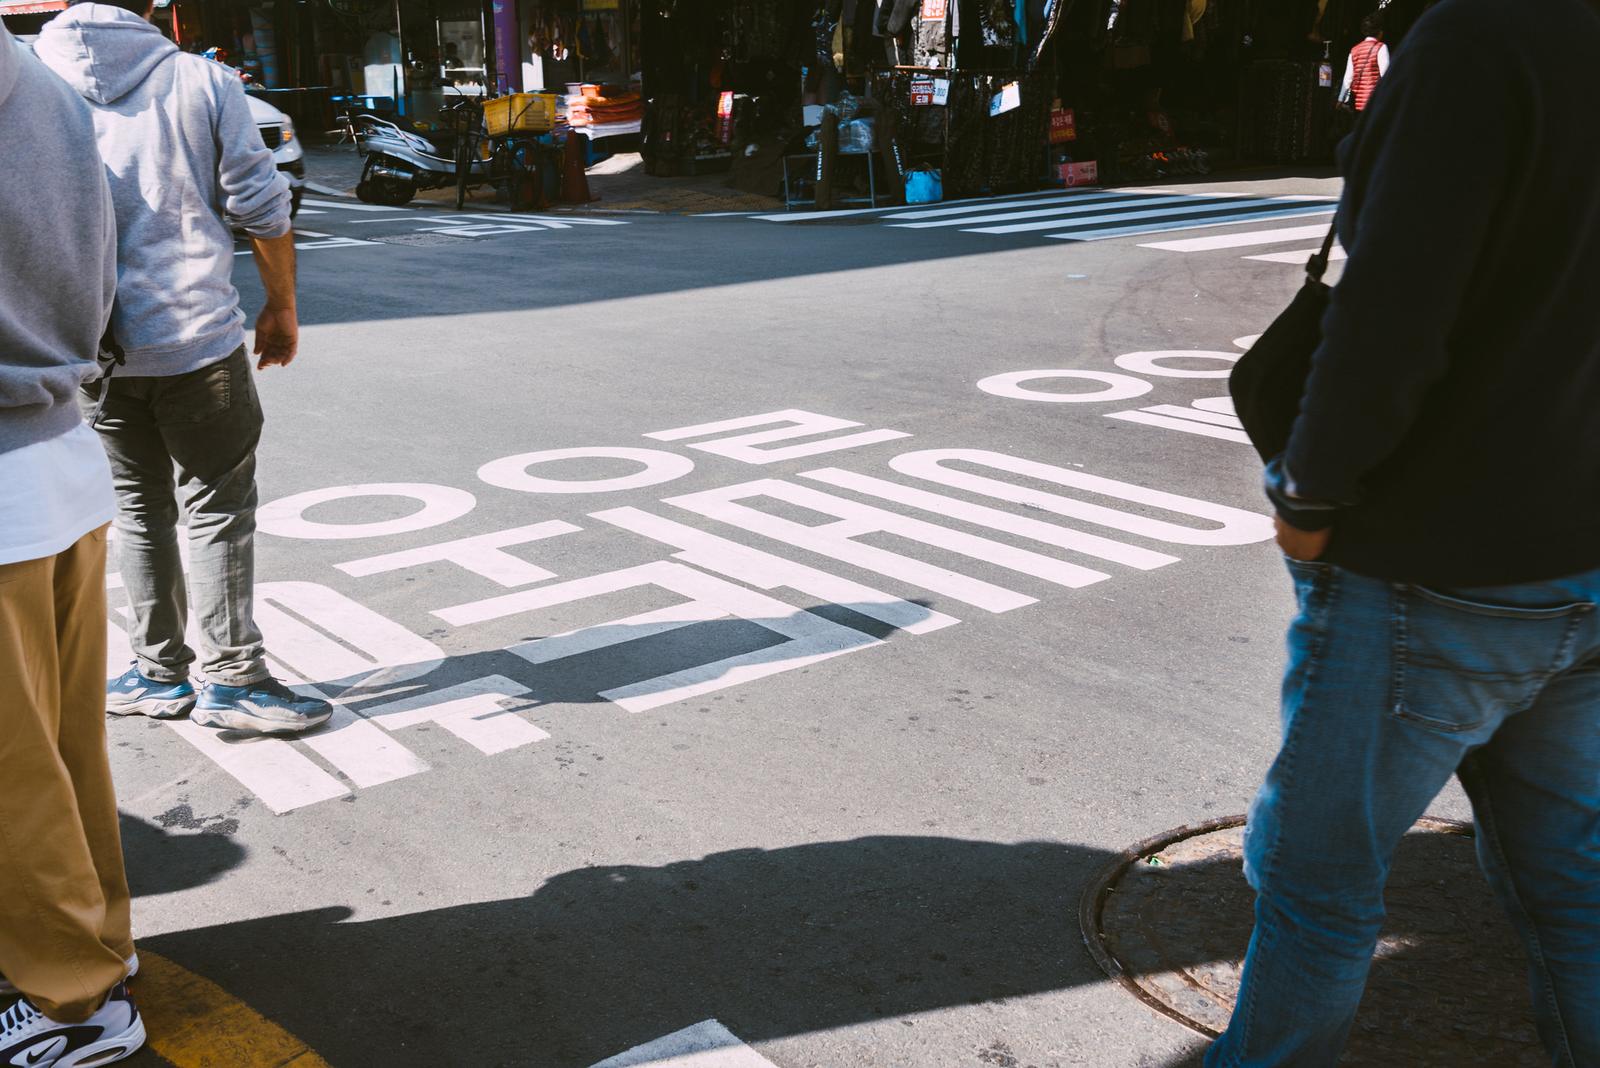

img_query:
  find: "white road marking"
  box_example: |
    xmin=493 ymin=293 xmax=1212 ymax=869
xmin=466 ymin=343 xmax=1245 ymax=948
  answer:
xmin=978 ymin=201 xmax=1328 ymax=237
xmin=299 ymin=197 xmax=418 ymax=212
xmin=1139 ymin=223 xmax=1331 ymax=252
xmin=1245 ymin=246 xmax=1349 ymax=264
xmin=892 ymin=193 xmax=1226 ymax=231
xmin=1106 ymin=410 xmax=1252 ymax=443
xmin=589 ymin=1019 xmax=779 ymax=1068
xmin=1051 ymin=206 xmax=1334 ymax=242
xmin=367 ymin=678 xmax=548 ymax=755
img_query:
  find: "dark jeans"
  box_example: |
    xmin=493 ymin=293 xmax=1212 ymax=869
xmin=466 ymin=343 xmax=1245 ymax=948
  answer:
xmin=81 ymin=347 xmax=269 ymax=686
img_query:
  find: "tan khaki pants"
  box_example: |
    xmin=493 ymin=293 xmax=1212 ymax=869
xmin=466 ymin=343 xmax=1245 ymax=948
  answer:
xmin=0 ymin=526 xmax=133 ymax=1022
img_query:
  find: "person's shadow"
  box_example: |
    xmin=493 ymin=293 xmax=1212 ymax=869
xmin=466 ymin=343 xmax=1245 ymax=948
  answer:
xmin=135 ymin=831 xmax=1543 ymax=1067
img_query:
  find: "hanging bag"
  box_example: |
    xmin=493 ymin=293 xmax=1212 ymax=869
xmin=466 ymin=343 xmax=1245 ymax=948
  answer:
xmin=1228 ymin=219 xmax=1339 ymax=463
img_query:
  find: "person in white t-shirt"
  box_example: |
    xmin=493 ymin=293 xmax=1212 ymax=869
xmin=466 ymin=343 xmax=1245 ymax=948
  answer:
xmin=0 ymin=21 xmax=146 ymax=1068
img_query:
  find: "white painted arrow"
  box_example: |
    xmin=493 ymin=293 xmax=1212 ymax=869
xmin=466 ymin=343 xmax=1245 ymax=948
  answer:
xmin=589 ymin=1020 xmax=779 ymax=1068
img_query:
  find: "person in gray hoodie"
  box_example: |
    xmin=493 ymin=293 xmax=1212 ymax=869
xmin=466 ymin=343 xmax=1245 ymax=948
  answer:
xmin=36 ymin=0 xmax=332 ymax=735
xmin=0 ymin=20 xmax=146 ymax=1068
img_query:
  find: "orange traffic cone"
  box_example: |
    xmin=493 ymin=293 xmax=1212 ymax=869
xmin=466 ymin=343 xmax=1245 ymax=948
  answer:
xmin=559 ymin=133 xmax=596 ymax=204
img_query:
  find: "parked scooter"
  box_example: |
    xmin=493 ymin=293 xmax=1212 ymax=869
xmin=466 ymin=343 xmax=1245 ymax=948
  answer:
xmin=354 ymin=95 xmax=489 ymax=207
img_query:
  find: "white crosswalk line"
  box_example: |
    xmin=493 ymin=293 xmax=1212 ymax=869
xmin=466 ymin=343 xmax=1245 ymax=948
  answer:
xmin=883 ymin=188 xmax=1138 ymax=221
xmin=1245 ymin=246 xmax=1349 ymax=264
xmin=972 ymin=198 xmax=1306 ymax=236
xmin=893 ymin=193 xmax=1234 ymax=231
xmin=1140 ymin=223 xmax=1332 ymax=252
xmin=1046 ymin=205 xmax=1334 ymax=241
xmin=589 ymin=1020 xmax=779 ymax=1068
xmin=299 ymin=197 xmax=418 ymax=212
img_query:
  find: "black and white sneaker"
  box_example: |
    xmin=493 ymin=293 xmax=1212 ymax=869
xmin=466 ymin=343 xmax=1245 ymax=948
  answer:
xmin=0 ymin=983 xmax=144 ymax=1067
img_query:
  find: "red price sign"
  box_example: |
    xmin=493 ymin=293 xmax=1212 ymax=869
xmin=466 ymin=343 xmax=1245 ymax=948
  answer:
xmin=910 ymin=77 xmax=935 ymax=106
xmin=921 ymin=0 xmax=947 ymax=20
xmin=1049 ymin=107 xmax=1076 ymax=144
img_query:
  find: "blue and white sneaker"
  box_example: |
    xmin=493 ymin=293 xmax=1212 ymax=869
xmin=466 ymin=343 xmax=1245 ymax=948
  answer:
xmin=105 ymin=665 xmax=196 ymax=720
xmin=192 ymin=677 xmax=333 ymax=735
xmin=0 ymin=982 xmax=144 ymax=1067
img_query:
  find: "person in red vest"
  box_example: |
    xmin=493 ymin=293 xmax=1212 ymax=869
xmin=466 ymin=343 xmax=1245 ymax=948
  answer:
xmin=1339 ymin=13 xmax=1391 ymax=112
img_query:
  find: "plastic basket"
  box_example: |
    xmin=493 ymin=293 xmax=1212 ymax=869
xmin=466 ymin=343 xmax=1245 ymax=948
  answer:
xmin=483 ymin=93 xmax=557 ymax=136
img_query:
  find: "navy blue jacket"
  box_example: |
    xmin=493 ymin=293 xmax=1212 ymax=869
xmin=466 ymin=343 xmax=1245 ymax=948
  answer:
xmin=1275 ymin=0 xmax=1600 ymax=586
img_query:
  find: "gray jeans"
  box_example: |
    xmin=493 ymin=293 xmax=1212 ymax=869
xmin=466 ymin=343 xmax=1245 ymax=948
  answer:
xmin=82 ymin=347 xmax=269 ymax=687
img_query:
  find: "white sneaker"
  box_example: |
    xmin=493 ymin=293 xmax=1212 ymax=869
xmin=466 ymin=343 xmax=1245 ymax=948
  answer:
xmin=0 ymin=954 xmax=136 ymax=999
xmin=0 ymin=983 xmax=144 ymax=1067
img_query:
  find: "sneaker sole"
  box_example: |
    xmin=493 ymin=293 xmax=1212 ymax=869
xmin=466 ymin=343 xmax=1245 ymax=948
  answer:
xmin=61 ymin=1011 xmax=145 ymax=1067
xmin=106 ymin=694 xmax=196 ymax=720
xmin=190 ymin=705 xmax=333 ymax=735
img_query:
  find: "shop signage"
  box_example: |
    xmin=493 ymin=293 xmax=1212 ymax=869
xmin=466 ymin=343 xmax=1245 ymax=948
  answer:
xmin=1049 ymin=106 xmax=1076 ymax=144
xmin=1317 ymin=61 xmax=1334 ymax=88
xmin=920 ymin=0 xmax=947 ymax=19
xmin=932 ymin=78 xmax=950 ymax=106
xmin=988 ymin=81 xmax=1021 ymax=117
xmin=1059 ymin=160 xmax=1098 ymax=187
xmin=910 ymin=77 xmax=935 ymax=106
xmin=716 ymin=91 xmax=735 ymax=144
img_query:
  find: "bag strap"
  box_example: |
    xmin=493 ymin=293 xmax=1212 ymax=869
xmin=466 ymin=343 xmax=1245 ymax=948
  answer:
xmin=1305 ymin=215 xmax=1339 ymax=284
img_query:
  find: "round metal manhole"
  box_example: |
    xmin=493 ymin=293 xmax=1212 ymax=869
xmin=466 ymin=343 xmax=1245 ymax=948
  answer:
xmin=1080 ymin=817 xmax=1546 ymax=1065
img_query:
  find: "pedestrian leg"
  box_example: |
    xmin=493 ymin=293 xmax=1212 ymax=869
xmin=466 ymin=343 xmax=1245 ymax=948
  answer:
xmin=1458 ymin=624 xmax=1600 ymax=1067
xmin=53 ymin=525 xmax=135 ymax=965
xmin=0 ymin=536 xmax=131 ymax=1022
xmin=150 ymin=349 xmax=268 ymax=686
xmin=1207 ymin=562 xmax=1484 ymax=1067
xmin=86 ymin=380 xmax=194 ymax=683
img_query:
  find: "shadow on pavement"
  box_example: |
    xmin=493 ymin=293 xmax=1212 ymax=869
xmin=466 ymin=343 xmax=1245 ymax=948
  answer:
xmin=121 ymin=812 xmax=247 ymax=898
xmin=135 ymin=831 xmax=1538 ymax=1067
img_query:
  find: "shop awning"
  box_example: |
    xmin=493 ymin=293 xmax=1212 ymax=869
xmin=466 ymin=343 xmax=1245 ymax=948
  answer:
xmin=0 ymin=0 xmax=68 ymax=14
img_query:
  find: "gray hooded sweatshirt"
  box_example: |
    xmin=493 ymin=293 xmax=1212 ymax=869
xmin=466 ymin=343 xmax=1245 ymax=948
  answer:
xmin=35 ymin=4 xmax=291 ymax=378
xmin=0 ymin=22 xmax=117 ymax=456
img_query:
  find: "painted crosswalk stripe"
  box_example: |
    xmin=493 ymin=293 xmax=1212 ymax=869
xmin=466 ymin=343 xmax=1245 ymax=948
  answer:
xmin=1245 ymin=245 xmax=1349 ymax=264
xmin=884 ymin=188 xmax=1148 ymax=222
xmin=1046 ymin=204 xmax=1334 ymax=241
xmin=746 ymin=183 xmax=1110 ymax=223
xmin=892 ymin=193 xmax=1249 ymax=231
xmin=971 ymin=198 xmax=1325 ymax=237
xmin=590 ymin=1020 xmax=779 ymax=1068
xmin=1139 ymin=223 xmax=1333 ymax=252
xmin=298 ymin=197 xmax=418 ymax=213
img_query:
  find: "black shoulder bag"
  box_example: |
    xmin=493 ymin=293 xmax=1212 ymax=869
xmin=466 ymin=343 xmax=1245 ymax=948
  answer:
xmin=1227 ymin=219 xmax=1339 ymax=463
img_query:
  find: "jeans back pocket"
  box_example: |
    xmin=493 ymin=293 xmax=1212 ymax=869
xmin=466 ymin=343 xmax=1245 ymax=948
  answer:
xmin=1392 ymin=584 xmax=1593 ymax=734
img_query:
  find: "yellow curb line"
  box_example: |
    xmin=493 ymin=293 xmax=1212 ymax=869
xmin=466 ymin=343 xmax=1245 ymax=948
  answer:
xmin=136 ymin=951 xmax=331 ymax=1068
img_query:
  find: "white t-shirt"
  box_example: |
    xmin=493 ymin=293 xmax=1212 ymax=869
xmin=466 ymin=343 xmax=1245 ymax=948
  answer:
xmin=0 ymin=422 xmax=117 ymax=566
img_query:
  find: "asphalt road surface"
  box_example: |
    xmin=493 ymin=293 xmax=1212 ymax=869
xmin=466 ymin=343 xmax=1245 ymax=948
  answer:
xmin=109 ymin=174 xmax=1472 ymax=1067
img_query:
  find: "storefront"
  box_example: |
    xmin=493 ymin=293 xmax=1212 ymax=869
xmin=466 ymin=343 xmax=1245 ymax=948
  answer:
xmin=633 ymin=0 xmax=1435 ymax=206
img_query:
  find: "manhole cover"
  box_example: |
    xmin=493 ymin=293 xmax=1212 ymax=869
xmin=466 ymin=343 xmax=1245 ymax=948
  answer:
xmin=1081 ymin=817 xmax=1545 ymax=1065
xmin=374 ymin=232 xmax=475 ymax=246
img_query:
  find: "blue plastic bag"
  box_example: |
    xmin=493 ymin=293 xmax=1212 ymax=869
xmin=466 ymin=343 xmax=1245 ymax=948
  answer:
xmin=905 ymin=167 xmax=942 ymax=204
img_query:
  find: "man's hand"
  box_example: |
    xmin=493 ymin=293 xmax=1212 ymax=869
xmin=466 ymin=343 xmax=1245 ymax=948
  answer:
xmin=1275 ymin=515 xmax=1332 ymax=561
xmin=249 ymin=230 xmax=297 ymax=369
xmin=254 ymin=304 xmax=298 ymax=368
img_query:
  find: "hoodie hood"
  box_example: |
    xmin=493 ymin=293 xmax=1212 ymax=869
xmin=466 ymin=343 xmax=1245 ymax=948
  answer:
xmin=35 ymin=3 xmax=177 ymax=105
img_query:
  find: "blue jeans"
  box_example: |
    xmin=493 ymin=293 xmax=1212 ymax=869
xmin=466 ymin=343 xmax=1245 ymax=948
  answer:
xmin=1207 ymin=559 xmax=1600 ymax=1067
